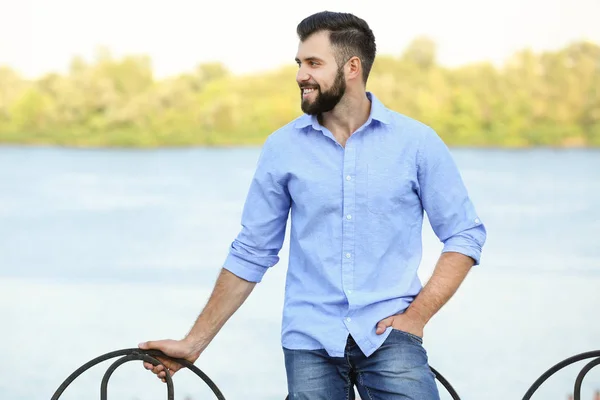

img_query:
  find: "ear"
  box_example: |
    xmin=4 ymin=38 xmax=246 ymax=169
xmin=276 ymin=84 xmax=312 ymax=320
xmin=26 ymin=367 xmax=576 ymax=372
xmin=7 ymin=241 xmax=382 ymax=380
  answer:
xmin=346 ymin=56 xmax=362 ymax=81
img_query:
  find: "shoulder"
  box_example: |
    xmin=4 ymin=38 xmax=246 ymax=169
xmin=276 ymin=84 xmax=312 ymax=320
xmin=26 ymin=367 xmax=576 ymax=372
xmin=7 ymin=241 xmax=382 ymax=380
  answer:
xmin=385 ymin=109 xmax=439 ymax=141
xmin=255 ymin=115 xmax=307 ymax=165
xmin=378 ymin=107 xmax=450 ymax=163
xmin=262 ymin=114 xmax=308 ymax=148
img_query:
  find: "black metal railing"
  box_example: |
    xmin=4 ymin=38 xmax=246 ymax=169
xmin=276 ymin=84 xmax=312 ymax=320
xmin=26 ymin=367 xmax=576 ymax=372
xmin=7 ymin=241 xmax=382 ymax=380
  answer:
xmin=521 ymin=350 xmax=600 ymax=400
xmin=50 ymin=348 xmax=600 ymax=399
xmin=50 ymin=348 xmax=225 ymax=400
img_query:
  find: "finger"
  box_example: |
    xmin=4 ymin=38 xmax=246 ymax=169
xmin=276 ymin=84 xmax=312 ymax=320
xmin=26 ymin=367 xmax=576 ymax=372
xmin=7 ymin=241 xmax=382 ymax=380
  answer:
xmin=157 ymin=357 xmax=172 ymax=369
xmin=152 ymin=364 xmax=165 ymax=375
xmin=139 ymin=340 xmax=164 ymax=350
xmin=153 ymin=366 xmax=164 ymax=375
xmin=143 ymin=362 xmax=153 ymax=370
xmin=376 ymin=317 xmax=394 ymax=334
xmin=158 ymin=367 xmax=171 ymax=377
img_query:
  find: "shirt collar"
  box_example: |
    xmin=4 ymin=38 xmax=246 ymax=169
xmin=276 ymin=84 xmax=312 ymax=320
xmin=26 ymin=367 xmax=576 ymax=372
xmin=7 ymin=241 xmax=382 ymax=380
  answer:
xmin=293 ymin=91 xmax=391 ymax=130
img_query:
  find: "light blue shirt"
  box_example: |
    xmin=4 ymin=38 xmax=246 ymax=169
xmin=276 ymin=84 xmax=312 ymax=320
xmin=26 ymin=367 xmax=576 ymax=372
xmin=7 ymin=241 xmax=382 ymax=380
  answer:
xmin=222 ymin=92 xmax=487 ymax=357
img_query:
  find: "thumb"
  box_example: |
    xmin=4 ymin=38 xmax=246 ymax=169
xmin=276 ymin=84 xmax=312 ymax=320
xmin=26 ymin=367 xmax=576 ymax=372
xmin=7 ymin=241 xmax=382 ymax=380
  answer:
xmin=138 ymin=340 xmax=158 ymax=350
xmin=376 ymin=316 xmax=394 ymax=335
xmin=138 ymin=340 xmax=176 ymax=361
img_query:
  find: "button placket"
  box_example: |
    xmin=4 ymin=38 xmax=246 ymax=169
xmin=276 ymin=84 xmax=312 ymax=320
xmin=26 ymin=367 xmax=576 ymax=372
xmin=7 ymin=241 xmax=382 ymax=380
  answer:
xmin=341 ymin=141 xmax=356 ymax=313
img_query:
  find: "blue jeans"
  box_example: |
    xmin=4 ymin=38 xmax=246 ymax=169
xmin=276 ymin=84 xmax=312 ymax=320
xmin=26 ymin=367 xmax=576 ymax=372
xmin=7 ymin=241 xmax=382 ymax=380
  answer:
xmin=283 ymin=329 xmax=440 ymax=399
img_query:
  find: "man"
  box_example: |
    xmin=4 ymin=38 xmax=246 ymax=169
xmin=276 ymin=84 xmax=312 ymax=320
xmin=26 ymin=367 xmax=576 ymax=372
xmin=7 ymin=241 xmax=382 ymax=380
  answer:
xmin=139 ymin=10 xmax=486 ymax=399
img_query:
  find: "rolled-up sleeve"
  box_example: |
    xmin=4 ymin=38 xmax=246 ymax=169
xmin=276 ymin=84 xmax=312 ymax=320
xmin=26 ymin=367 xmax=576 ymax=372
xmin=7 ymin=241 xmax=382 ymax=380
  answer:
xmin=416 ymin=127 xmax=487 ymax=265
xmin=222 ymin=135 xmax=291 ymax=282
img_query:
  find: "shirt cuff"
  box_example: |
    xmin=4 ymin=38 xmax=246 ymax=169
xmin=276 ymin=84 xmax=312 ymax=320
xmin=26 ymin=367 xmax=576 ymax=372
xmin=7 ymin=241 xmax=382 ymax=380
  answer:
xmin=441 ymin=225 xmax=486 ymax=266
xmin=222 ymin=252 xmax=270 ymax=283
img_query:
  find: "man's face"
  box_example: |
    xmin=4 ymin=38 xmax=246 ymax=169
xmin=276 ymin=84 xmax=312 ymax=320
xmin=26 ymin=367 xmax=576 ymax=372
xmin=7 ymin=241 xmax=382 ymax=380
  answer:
xmin=295 ymin=31 xmax=347 ymax=115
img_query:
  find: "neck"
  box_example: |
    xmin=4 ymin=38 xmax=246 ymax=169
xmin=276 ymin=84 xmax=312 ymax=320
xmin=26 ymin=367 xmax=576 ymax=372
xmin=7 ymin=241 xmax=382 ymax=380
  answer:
xmin=319 ymin=89 xmax=371 ymax=138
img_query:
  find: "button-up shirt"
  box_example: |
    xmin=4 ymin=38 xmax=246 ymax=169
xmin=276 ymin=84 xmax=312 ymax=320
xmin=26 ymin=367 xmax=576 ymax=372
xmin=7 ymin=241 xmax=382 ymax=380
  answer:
xmin=222 ymin=92 xmax=487 ymax=357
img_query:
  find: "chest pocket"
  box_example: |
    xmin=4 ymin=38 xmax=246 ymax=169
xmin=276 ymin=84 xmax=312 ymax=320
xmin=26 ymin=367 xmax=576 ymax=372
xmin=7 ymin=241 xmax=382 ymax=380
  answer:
xmin=367 ymin=162 xmax=418 ymax=215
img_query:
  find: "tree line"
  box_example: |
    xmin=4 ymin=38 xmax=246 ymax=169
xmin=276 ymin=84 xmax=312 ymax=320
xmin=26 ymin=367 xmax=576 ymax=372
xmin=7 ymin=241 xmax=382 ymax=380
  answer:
xmin=0 ymin=37 xmax=598 ymax=148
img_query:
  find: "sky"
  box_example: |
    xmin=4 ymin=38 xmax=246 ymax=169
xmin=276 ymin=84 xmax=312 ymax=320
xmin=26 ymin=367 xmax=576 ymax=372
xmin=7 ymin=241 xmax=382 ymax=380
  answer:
xmin=1 ymin=0 xmax=599 ymax=79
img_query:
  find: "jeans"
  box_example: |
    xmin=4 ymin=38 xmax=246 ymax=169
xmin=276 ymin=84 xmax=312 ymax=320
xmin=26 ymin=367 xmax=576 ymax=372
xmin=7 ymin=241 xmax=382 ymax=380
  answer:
xmin=283 ymin=329 xmax=440 ymax=399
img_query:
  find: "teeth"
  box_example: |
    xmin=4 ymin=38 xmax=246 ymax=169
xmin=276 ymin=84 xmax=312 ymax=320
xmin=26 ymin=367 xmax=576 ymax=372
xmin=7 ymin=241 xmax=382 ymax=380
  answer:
xmin=303 ymin=88 xmax=315 ymax=94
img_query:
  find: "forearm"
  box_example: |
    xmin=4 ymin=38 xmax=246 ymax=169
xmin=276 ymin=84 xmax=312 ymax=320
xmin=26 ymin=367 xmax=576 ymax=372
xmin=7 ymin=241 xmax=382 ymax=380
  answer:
xmin=184 ymin=268 xmax=256 ymax=351
xmin=405 ymin=251 xmax=474 ymax=325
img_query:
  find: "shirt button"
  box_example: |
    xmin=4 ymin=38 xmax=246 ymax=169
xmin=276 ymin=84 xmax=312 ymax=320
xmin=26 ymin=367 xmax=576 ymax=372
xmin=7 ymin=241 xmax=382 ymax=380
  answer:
xmin=475 ymin=218 xmax=480 ymax=224
xmin=348 ymin=290 xmax=352 ymax=294
xmin=345 ymin=253 xmax=351 ymax=258
xmin=346 ymin=214 xmax=352 ymax=220
xmin=346 ymin=317 xmax=351 ymax=322
xmin=345 ymin=175 xmax=351 ymax=181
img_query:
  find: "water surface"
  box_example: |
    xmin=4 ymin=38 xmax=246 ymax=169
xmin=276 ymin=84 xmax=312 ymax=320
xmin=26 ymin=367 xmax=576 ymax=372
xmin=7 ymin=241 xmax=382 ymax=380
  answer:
xmin=1 ymin=146 xmax=599 ymax=399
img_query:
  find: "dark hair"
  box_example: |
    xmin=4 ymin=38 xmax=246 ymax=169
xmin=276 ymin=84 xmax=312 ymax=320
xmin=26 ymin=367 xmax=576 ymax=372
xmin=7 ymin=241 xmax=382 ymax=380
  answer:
xmin=296 ymin=11 xmax=377 ymax=84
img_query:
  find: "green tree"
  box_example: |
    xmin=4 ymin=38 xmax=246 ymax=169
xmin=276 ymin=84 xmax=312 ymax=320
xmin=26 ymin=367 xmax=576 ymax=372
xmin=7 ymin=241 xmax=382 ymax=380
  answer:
xmin=0 ymin=39 xmax=598 ymax=148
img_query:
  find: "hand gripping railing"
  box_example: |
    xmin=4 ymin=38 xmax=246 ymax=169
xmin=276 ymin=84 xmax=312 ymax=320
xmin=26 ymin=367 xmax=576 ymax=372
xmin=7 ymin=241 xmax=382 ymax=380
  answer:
xmin=51 ymin=348 xmax=600 ymax=399
xmin=50 ymin=348 xmax=226 ymax=400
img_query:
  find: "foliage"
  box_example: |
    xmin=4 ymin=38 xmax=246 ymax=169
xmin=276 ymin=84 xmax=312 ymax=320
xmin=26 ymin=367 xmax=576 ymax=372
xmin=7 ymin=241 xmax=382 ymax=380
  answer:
xmin=1 ymin=38 xmax=598 ymax=147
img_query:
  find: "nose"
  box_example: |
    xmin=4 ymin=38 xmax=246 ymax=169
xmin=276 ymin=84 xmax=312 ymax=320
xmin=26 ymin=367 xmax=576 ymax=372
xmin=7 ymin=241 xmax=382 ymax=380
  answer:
xmin=296 ymin=67 xmax=310 ymax=84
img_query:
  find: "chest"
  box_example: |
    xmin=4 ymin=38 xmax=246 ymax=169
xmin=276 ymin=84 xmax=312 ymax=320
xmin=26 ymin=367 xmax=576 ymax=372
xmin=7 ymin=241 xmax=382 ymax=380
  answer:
xmin=285 ymin=130 xmax=421 ymax=214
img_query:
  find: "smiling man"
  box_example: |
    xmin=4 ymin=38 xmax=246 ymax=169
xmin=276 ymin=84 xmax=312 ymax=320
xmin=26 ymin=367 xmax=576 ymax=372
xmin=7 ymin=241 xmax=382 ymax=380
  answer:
xmin=139 ymin=11 xmax=487 ymax=399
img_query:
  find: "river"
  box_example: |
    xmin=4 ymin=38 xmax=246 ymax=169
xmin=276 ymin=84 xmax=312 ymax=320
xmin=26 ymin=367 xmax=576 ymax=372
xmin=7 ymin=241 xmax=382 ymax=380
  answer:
xmin=0 ymin=146 xmax=599 ymax=399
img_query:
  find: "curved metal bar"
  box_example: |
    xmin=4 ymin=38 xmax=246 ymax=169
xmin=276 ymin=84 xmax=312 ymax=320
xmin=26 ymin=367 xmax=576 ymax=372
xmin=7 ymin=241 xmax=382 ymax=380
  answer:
xmin=573 ymin=357 xmax=600 ymax=400
xmin=143 ymin=349 xmax=226 ymax=399
xmin=430 ymin=366 xmax=461 ymax=400
xmin=100 ymin=353 xmax=174 ymax=400
xmin=50 ymin=347 xmax=226 ymax=400
xmin=522 ymin=350 xmax=600 ymax=400
xmin=51 ymin=349 xmax=134 ymax=399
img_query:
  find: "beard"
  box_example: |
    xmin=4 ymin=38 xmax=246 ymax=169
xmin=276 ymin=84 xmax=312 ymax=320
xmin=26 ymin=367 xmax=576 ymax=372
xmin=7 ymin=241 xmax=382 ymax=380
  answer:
xmin=300 ymin=66 xmax=346 ymax=116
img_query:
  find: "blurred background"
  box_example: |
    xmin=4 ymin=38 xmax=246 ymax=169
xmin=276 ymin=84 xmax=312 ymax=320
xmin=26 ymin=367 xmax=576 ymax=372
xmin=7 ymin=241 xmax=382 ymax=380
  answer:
xmin=0 ymin=0 xmax=599 ymax=399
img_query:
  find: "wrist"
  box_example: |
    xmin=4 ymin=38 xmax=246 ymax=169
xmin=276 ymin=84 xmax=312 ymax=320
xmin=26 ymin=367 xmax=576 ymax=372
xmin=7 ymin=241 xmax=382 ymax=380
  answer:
xmin=183 ymin=333 xmax=208 ymax=356
xmin=405 ymin=306 xmax=428 ymax=327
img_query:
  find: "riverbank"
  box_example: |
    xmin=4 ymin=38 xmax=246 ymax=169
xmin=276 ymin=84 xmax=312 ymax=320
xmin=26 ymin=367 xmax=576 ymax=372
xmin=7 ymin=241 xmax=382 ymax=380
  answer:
xmin=1 ymin=39 xmax=598 ymax=149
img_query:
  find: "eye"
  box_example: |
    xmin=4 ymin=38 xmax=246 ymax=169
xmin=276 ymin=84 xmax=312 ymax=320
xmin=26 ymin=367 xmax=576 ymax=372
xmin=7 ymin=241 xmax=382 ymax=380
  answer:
xmin=296 ymin=60 xmax=319 ymax=68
